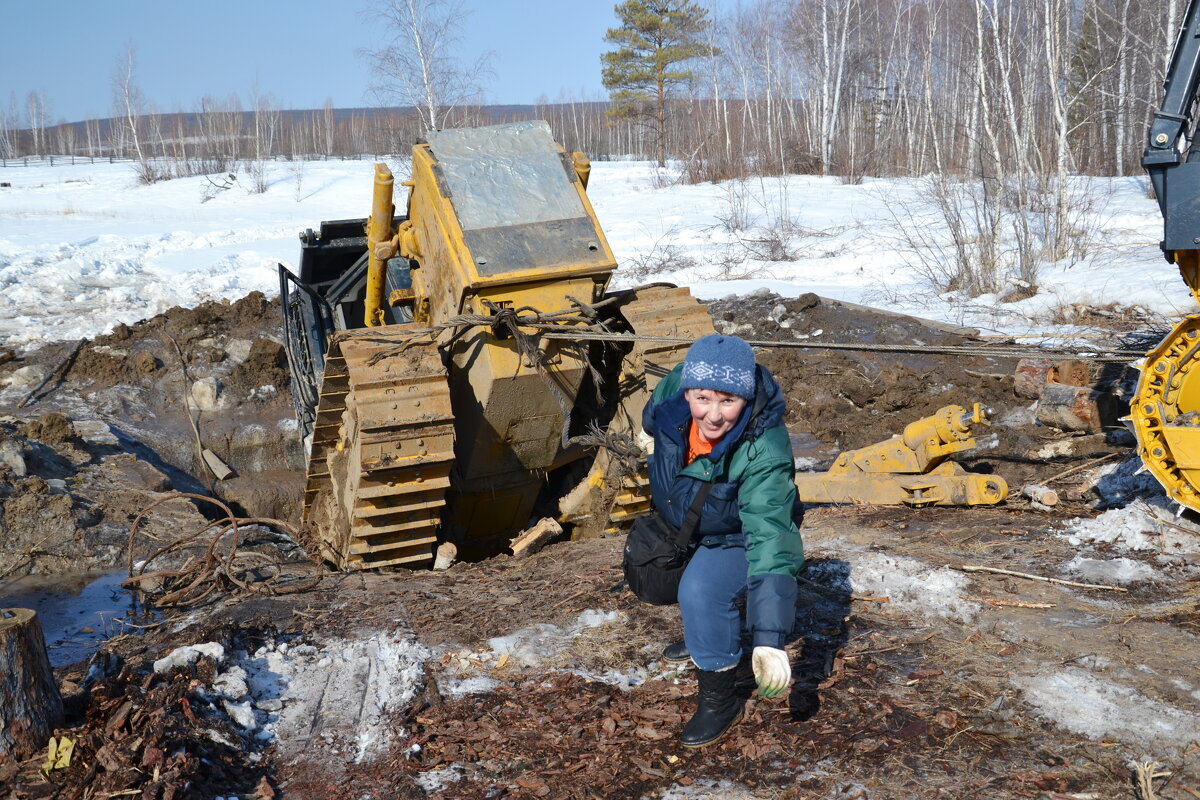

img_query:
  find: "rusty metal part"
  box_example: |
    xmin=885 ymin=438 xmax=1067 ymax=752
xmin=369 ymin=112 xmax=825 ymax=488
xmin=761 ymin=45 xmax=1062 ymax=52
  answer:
xmin=304 ymin=327 xmax=455 ymax=569
xmin=794 ymin=403 xmax=1008 ymax=507
xmin=1014 ymin=357 xmax=1090 ymax=399
xmin=561 ymin=285 xmax=715 ymax=538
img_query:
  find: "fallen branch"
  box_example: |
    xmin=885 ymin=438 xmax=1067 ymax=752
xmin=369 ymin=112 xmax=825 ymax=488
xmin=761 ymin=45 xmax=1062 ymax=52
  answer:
xmin=961 ymin=594 xmax=1056 ymax=609
xmin=1044 ymin=452 xmax=1121 ymax=485
xmin=165 ymin=335 xmax=232 ymax=481
xmin=125 ymin=492 xmax=324 ymax=609
xmin=1133 ymin=760 xmax=1171 ymax=800
xmin=956 ymin=565 xmax=1129 ymax=593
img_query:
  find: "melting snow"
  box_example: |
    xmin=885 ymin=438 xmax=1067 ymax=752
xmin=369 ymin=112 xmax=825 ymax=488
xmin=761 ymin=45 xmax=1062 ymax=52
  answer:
xmin=1062 ymin=555 xmax=1157 ymax=585
xmin=486 ymin=608 xmax=622 ymax=667
xmin=153 ymin=641 xmax=225 ymax=673
xmin=1065 ymin=498 xmax=1200 ymax=555
xmin=848 ymin=550 xmax=980 ymax=622
xmin=205 ymin=632 xmax=429 ymax=764
xmin=1014 ymin=668 xmax=1200 ymax=757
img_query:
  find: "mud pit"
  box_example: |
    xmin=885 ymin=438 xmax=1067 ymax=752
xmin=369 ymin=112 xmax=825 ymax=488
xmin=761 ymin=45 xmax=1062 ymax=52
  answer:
xmin=1 ymin=290 xmax=1198 ymax=799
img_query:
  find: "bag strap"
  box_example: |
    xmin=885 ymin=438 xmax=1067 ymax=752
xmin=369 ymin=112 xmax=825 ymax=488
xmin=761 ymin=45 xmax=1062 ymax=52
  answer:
xmin=673 ymin=481 xmax=714 ymax=551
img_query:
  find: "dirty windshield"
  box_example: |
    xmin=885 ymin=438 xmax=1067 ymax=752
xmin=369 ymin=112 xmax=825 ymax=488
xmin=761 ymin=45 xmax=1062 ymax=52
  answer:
xmin=426 ymin=121 xmax=607 ymax=275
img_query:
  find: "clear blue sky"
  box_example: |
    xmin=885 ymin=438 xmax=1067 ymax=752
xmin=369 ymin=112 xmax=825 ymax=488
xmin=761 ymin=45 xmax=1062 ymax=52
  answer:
xmin=0 ymin=0 xmax=665 ymax=124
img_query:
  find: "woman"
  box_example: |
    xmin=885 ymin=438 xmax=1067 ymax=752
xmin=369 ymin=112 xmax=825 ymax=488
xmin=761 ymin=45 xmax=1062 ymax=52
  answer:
xmin=642 ymin=333 xmax=804 ymax=747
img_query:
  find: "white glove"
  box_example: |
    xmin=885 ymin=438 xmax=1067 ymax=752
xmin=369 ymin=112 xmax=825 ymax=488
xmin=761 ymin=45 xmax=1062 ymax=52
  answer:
xmin=751 ymin=646 xmax=791 ymax=698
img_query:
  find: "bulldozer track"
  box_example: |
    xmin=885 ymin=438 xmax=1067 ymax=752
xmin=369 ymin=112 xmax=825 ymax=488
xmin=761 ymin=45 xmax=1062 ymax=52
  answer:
xmin=304 ymin=328 xmax=455 ymax=569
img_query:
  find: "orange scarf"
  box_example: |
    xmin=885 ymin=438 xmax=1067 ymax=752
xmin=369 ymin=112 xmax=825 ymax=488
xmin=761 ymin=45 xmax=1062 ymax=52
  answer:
xmin=686 ymin=420 xmax=715 ymax=465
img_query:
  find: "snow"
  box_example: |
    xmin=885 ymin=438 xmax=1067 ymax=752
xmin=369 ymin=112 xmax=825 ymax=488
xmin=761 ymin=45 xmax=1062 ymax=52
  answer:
xmin=437 ymin=609 xmax=633 ymax=699
xmin=215 ymin=632 xmax=430 ymax=764
xmin=152 ymin=641 xmax=225 ymax=673
xmin=1065 ymin=498 xmax=1200 ymax=556
xmin=1014 ymin=668 xmax=1200 ymax=757
xmin=0 ymin=157 xmax=1189 ymax=351
xmin=485 ymin=608 xmax=623 ymax=667
xmin=1062 ymin=554 xmax=1157 ymax=585
xmin=847 ymin=550 xmax=980 ymax=622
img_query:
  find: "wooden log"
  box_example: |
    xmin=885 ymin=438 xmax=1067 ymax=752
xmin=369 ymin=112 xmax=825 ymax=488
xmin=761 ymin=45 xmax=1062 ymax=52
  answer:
xmin=0 ymin=608 xmax=64 ymax=759
xmin=1036 ymin=382 xmax=1102 ymax=432
xmin=1014 ymin=358 xmax=1090 ymax=399
xmin=509 ymin=517 xmax=562 ymax=558
xmin=1021 ymin=484 xmax=1060 ymax=506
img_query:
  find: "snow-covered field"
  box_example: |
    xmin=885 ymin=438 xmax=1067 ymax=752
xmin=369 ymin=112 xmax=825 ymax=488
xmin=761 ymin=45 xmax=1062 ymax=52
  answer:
xmin=0 ymin=156 xmax=1191 ymax=349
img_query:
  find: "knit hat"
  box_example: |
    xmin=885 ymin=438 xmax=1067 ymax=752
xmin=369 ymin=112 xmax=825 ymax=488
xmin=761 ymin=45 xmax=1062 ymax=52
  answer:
xmin=680 ymin=334 xmax=756 ymax=399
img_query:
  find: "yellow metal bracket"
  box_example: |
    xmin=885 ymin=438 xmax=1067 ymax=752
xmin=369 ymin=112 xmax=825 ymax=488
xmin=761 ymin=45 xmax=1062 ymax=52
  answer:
xmin=794 ymin=403 xmax=1008 ymax=507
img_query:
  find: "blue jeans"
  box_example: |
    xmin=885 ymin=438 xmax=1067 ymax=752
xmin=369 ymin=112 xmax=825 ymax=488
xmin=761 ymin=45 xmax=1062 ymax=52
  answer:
xmin=678 ymin=542 xmax=748 ymax=671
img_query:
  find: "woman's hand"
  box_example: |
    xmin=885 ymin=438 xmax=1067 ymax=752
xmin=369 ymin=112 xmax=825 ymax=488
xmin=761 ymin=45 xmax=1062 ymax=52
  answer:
xmin=751 ymin=646 xmax=791 ymax=698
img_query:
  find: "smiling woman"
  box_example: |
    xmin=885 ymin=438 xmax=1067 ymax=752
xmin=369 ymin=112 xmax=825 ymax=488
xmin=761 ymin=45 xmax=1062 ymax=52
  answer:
xmin=640 ymin=333 xmax=805 ymax=748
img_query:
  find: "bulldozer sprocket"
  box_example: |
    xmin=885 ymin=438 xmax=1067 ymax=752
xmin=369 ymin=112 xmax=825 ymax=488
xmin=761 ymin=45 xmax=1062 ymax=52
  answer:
xmin=304 ymin=328 xmax=455 ymax=569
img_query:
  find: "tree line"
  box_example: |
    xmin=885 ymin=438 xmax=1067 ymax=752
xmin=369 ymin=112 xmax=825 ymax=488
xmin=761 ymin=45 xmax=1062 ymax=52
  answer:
xmin=1 ymin=0 xmax=1184 ymax=187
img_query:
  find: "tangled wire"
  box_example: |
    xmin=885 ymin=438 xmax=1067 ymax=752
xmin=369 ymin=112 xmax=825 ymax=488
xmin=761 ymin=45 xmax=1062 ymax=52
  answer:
xmin=124 ymin=493 xmax=324 ymax=610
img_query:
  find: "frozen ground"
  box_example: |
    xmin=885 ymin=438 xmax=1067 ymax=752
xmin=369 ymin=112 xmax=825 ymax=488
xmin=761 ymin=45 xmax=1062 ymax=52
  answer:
xmin=0 ymin=156 xmax=1190 ymax=350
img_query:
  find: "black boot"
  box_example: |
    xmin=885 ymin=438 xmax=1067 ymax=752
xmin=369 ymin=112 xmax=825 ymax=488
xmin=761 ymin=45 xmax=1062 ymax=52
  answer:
xmin=681 ymin=668 xmax=744 ymax=748
xmin=662 ymin=640 xmax=691 ymax=665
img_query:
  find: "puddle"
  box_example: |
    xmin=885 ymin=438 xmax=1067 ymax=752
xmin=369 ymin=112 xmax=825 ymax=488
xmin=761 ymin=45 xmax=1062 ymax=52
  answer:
xmin=0 ymin=570 xmax=151 ymax=667
xmin=791 ymin=431 xmax=839 ymax=471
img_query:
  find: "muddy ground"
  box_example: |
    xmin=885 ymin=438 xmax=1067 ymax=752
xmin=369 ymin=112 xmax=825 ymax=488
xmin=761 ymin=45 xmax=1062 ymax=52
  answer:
xmin=0 ymin=289 xmax=1197 ymax=800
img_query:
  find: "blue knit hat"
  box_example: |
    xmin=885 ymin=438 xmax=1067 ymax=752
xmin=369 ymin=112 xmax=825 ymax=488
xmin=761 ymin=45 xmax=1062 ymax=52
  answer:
xmin=680 ymin=334 xmax=756 ymax=398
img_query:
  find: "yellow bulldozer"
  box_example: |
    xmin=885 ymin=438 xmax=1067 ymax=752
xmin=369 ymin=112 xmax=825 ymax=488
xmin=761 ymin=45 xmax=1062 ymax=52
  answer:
xmin=280 ymin=120 xmax=1005 ymax=571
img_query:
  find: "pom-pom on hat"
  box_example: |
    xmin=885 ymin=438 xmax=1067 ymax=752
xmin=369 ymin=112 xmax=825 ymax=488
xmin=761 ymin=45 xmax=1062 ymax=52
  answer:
xmin=680 ymin=334 xmax=756 ymax=399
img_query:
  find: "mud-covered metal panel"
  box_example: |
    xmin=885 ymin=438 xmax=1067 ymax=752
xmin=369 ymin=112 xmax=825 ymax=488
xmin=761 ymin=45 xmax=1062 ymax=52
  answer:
xmin=463 ymin=217 xmax=607 ymax=275
xmin=425 ymin=121 xmax=605 ymax=275
xmin=425 ymin=121 xmax=584 ymax=228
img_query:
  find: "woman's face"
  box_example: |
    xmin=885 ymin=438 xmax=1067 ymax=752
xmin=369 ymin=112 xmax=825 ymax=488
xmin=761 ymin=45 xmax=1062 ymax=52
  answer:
xmin=685 ymin=388 xmax=748 ymax=443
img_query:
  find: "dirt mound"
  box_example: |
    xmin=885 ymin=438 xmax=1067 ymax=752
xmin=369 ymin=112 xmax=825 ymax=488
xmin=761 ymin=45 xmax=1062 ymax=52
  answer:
xmin=21 ymin=412 xmax=77 ymax=446
xmin=0 ymin=417 xmax=213 ymax=579
xmin=66 ymin=292 xmax=284 ymax=390
xmin=0 ymin=290 xmax=304 ymax=542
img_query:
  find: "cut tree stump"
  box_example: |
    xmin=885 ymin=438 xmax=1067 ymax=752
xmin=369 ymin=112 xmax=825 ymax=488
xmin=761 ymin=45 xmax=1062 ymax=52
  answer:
xmin=1014 ymin=358 xmax=1090 ymax=400
xmin=0 ymin=608 xmax=64 ymax=759
xmin=1036 ymin=382 xmax=1103 ymax=432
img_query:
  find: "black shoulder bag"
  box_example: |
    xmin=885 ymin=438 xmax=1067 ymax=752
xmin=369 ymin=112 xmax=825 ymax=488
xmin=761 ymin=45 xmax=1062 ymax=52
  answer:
xmin=621 ymin=482 xmax=714 ymax=606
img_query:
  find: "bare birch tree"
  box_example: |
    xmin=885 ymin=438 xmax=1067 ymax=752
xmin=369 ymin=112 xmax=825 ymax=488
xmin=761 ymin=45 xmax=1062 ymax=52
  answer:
xmin=361 ymin=0 xmax=493 ymax=133
xmin=113 ymin=45 xmax=158 ymax=182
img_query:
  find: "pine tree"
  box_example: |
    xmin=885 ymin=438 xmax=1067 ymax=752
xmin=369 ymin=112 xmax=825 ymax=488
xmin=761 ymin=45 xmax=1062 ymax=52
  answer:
xmin=601 ymin=0 xmax=716 ymax=167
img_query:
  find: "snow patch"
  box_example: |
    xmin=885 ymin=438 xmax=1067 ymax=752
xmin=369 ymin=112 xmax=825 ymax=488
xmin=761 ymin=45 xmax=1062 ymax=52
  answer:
xmin=486 ymin=609 xmax=622 ymax=667
xmin=850 ymin=551 xmax=979 ymax=621
xmin=153 ymin=641 xmax=225 ymax=674
xmin=208 ymin=632 xmax=429 ymax=764
xmin=659 ymin=779 xmax=778 ymax=799
xmin=416 ymin=764 xmax=467 ymax=793
xmin=1064 ymin=498 xmax=1200 ymax=555
xmin=439 ymin=675 xmax=502 ymax=700
xmin=1062 ymin=555 xmax=1156 ymax=585
xmin=1015 ymin=668 xmax=1200 ymax=756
